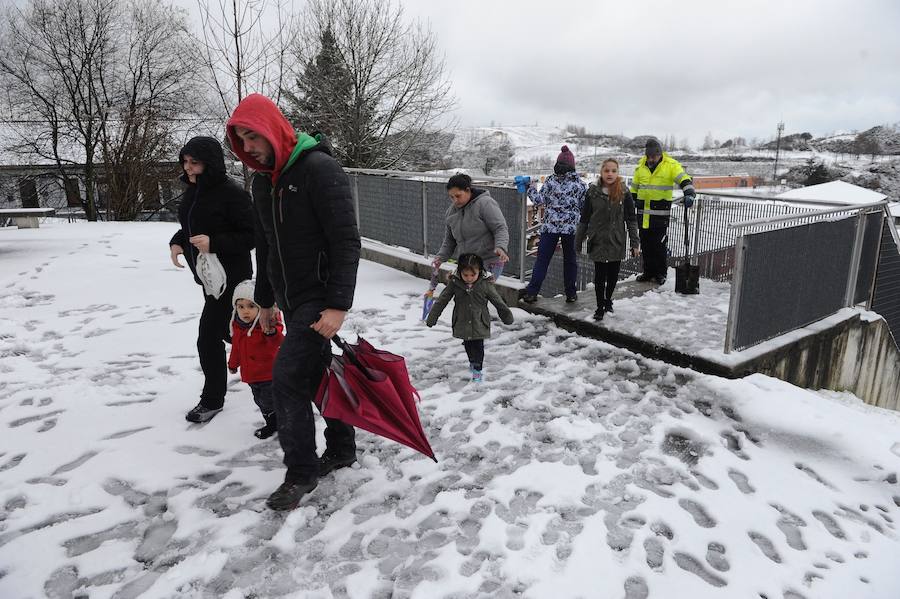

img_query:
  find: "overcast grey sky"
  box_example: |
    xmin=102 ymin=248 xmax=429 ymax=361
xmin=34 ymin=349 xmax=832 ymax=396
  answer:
xmin=397 ymin=0 xmax=900 ymax=145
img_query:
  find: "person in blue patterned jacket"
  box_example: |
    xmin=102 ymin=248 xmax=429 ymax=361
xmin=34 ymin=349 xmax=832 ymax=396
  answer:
xmin=521 ymin=145 xmax=588 ymax=303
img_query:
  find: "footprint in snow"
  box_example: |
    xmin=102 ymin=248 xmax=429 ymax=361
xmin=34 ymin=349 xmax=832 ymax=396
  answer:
xmin=63 ymin=520 xmax=139 ymax=557
xmin=51 ymin=451 xmax=98 ymax=475
xmin=795 ymin=462 xmax=837 ymax=490
xmin=813 ymin=510 xmax=847 ymax=540
xmin=0 ymin=453 xmax=26 ymax=472
xmin=678 ymin=498 xmax=717 ymax=528
xmin=673 ymin=551 xmax=727 ymax=587
xmin=747 ymin=531 xmax=781 ymax=564
xmin=728 ymin=468 xmax=755 ymax=494
xmin=705 ymin=542 xmax=730 ymax=572
xmin=102 ymin=426 xmax=153 ymax=440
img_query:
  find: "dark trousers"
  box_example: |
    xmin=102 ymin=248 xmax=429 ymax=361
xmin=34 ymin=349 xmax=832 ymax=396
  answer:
xmin=639 ymin=227 xmax=669 ymax=279
xmin=249 ymin=381 xmax=274 ymax=416
xmin=197 ymin=285 xmax=237 ymax=409
xmin=526 ymin=232 xmax=578 ymax=297
xmin=274 ymin=302 xmax=355 ymax=482
xmin=463 ymin=339 xmax=485 ymax=370
xmin=593 ymin=261 xmax=622 ymax=305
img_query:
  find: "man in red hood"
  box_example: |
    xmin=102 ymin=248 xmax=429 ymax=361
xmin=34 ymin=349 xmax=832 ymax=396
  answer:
xmin=227 ymin=94 xmax=361 ymax=511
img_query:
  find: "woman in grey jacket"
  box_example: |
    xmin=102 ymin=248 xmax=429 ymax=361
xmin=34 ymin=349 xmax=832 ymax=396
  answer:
xmin=575 ymin=158 xmax=640 ymax=321
xmin=433 ymin=173 xmax=510 ymax=280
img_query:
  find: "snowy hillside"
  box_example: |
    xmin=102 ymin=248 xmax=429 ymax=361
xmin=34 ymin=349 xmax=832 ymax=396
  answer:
xmin=2 ymin=222 xmax=900 ymax=599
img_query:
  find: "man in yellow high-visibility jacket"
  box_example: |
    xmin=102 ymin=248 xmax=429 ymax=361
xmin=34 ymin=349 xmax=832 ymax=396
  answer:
xmin=629 ymin=138 xmax=696 ymax=284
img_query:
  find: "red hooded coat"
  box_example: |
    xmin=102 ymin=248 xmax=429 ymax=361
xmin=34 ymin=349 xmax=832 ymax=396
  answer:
xmin=228 ymin=317 xmax=284 ymax=384
xmin=225 ymin=94 xmax=298 ymax=184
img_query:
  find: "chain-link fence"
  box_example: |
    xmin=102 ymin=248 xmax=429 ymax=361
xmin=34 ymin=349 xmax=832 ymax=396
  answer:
xmin=530 ymin=191 xmax=817 ymax=297
xmin=347 ymin=168 xmax=899 ymax=354
xmin=348 ymin=170 xmax=525 ymax=278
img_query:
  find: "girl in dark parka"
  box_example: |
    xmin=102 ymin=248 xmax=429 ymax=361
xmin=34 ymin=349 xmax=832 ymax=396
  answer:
xmin=575 ymin=158 xmax=640 ymax=321
xmin=425 ymin=254 xmax=514 ymax=382
xmin=169 ymin=136 xmax=255 ymax=423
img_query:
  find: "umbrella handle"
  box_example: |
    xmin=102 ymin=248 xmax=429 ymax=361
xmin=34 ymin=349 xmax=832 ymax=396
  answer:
xmin=330 ymin=334 xmax=378 ymax=382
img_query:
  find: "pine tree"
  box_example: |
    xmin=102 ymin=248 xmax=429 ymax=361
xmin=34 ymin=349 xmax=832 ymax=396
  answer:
xmin=283 ymin=27 xmax=359 ymax=161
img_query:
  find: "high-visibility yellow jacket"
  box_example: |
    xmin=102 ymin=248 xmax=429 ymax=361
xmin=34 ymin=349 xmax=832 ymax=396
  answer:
xmin=630 ymin=153 xmax=693 ymax=229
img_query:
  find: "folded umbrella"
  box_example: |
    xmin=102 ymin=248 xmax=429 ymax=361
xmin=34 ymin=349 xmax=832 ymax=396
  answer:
xmin=314 ymin=335 xmax=436 ymax=461
xmin=422 ymin=267 xmax=440 ymax=320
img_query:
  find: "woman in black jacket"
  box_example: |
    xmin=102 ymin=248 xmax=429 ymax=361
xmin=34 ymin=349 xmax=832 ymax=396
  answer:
xmin=169 ymin=136 xmax=255 ymax=423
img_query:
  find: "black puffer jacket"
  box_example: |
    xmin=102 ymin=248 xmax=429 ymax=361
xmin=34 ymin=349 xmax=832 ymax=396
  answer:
xmin=250 ymin=137 xmax=361 ymax=312
xmin=169 ymin=137 xmax=255 ymax=287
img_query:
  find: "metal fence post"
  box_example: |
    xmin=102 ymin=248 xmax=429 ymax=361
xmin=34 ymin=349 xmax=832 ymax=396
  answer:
xmin=723 ymin=231 xmax=746 ymax=353
xmin=351 ymin=174 xmax=360 ymax=229
xmin=691 ymin=195 xmax=704 ymax=264
xmin=422 ymin=180 xmax=429 ymax=259
xmin=519 ymin=191 xmax=527 ymax=282
xmin=844 ymin=209 xmax=868 ymax=307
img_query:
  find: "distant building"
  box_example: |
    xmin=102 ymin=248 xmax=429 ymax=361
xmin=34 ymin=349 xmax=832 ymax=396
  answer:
xmin=692 ymin=175 xmax=758 ymax=190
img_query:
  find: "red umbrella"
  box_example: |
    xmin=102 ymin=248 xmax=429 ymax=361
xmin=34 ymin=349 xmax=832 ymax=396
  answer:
xmin=314 ymin=336 xmax=436 ymax=461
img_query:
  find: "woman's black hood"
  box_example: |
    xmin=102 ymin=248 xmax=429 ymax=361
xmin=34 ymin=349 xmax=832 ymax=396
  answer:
xmin=179 ymin=136 xmax=228 ymax=186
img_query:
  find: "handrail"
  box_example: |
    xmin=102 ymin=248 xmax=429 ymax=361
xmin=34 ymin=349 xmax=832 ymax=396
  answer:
xmin=729 ymin=200 xmax=887 ymax=229
xmin=698 ymin=188 xmax=891 ymax=207
xmin=344 ymin=167 xmax=517 ymax=185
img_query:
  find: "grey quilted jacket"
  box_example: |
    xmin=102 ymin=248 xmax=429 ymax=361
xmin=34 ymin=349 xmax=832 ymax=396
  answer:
xmin=436 ymin=189 xmax=509 ymax=265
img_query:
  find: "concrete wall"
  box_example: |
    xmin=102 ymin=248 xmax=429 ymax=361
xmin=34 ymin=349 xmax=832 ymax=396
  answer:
xmin=739 ymin=314 xmax=900 ymax=411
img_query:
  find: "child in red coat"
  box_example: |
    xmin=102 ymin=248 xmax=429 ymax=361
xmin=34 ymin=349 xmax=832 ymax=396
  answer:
xmin=228 ymin=280 xmax=284 ymax=438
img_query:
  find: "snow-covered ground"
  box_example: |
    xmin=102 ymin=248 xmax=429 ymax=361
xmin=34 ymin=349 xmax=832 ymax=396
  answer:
xmin=2 ymin=222 xmax=900 ymax=599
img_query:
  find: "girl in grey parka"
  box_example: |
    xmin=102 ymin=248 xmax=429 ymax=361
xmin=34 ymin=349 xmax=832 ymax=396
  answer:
xmin=575 ymin=158 xmax=640 ymax=321
xmin=425 ymin=254 xmax=514 ymax=382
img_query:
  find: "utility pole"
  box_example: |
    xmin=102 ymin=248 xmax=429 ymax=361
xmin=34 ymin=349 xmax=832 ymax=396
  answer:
xmin=773 ymin=121 xmax=784 ymax=184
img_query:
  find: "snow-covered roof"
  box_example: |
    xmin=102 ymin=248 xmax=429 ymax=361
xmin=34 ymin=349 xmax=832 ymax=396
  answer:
xmin=888 ymin=201 xmax=900 ymax=218
xmin=776 ymin=180 xmax=887 ymax=205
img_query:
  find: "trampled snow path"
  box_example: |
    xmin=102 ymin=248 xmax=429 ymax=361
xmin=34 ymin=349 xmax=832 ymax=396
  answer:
xmin=1 ymin=222 xmax=899 ymax=599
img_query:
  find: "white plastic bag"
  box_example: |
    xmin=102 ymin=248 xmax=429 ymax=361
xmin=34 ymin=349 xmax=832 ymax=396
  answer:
xmin=196 ymin=252 xmax=227 ymax=299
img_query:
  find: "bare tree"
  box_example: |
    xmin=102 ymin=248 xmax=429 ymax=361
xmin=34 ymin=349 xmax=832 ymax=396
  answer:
xmin=195 ymin=0 xmax=298 ymax=120
xmin=285 ymin=0 xmax=456 ymax=169
xmin=854 ymin=130 xmax=882 ymax=162
xmin=100 ymin=1 xmax=200 ymax=221
xmin=0 ymin=0 xmax=118 ymax=221
xmin=0 ymin=0 xmax=203 ymax=221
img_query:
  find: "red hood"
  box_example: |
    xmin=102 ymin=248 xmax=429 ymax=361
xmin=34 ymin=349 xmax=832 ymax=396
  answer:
xmin=226 ymin=94 xmax=297 ymax=178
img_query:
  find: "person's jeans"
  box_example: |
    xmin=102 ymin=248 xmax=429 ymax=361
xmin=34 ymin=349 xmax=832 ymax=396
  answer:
xmin=639 ymin=227 xmax=669 ymax=279
xmin=593 ymin=261 xmax=622 ymax=304
xmin=249 ymin=381 xmax=274 ymax=415
xmin=463 ymin=339 xmax=485 ymax=370
xmin=525 ymin=232 xmax=577 ymax=297
xmin=197 ymin=283 xmax=237 ymax=409
xmin=272 ymin=301 xmax=355 ymax=482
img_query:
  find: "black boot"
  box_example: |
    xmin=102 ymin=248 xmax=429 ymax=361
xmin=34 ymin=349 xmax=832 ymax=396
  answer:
xmin=265 ymin=477 xmax=317 ymax=511
xmin=185 ymin=402 xmax=222 ymax=423
xmin=592 ymin=308 xmax=605 ymax=321
xmin=604 ymin=299 xmax=614 ymax=313
xmin=254 ymin=412 xmax=277 ymax=439
xmin=319 ymin=450 xmax=357 ymax=476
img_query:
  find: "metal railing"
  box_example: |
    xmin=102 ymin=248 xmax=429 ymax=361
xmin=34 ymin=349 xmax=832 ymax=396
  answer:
xmin=345 ymin=168 xmax=529 ymax=281
xmin=346 ymin=168 xmax=899 ymax=354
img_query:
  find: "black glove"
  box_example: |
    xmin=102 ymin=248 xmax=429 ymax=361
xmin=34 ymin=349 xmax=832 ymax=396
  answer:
xmin=683 ymin=193 xmax=695 ymax=208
